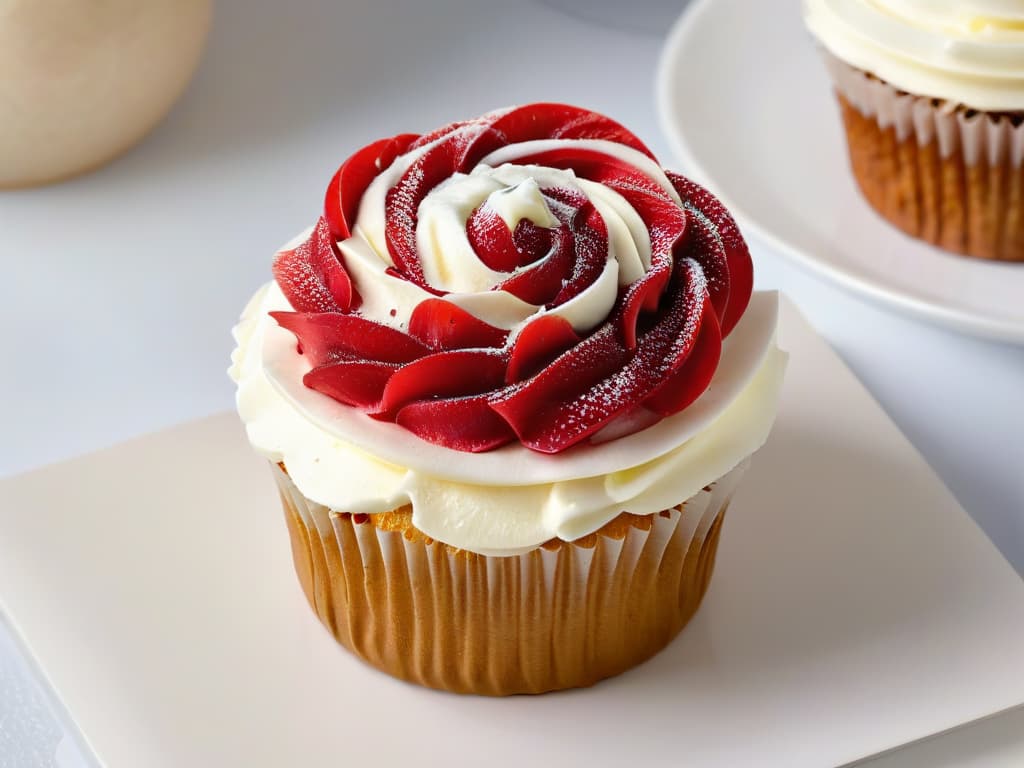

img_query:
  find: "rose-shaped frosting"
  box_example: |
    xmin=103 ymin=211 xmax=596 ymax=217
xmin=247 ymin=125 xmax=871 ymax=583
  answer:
xmin=270 ymin=104 xmax=753 ymax=454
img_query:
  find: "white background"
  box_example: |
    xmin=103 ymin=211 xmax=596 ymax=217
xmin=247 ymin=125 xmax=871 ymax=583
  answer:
xmin=0 ymin=1 xmax=1022 ymax=765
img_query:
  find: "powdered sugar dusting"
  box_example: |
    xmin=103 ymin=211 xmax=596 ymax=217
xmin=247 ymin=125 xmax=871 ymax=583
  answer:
xmin=275 ymin=251 xmax=341 ymax=313
xmin=272 ymin=104 xmax=752 ymax=453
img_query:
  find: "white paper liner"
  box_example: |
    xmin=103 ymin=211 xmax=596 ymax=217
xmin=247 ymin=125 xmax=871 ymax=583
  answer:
xmin=819 ymin=50 xmax=1024 ymax=260
xmin=272 ymin=460 xmax=747 ymax=696
xmin=822 ymin=52 xmax=1024 ymax=166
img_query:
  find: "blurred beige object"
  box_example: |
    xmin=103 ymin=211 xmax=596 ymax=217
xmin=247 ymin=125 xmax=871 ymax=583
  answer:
xmin=0 ymin=0 xmax=211 ymax=188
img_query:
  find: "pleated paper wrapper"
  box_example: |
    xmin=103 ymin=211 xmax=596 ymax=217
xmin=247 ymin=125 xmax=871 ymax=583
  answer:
xmin=272 ymin=460 xmax=746 ymax=696
xmin=823 ymin=52 xmax=1024 ymax=261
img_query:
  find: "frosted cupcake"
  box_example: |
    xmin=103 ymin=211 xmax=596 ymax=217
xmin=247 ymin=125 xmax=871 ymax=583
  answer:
xmin=230 ymin=104 xmax=786 ymax=695
xmin=804 ymin=0 xmax=1024 ymax=261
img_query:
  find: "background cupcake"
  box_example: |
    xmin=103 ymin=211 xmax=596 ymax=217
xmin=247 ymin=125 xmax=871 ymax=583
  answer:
xmin=804 ymin=0 xmax=1024 ymax=261
xmin=231 ymin=104 xmax=786 ymax=695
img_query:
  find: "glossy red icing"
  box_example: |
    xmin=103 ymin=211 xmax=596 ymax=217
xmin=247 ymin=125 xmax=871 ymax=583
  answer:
xmin=271 ymin=104 xmax=754 ymax=453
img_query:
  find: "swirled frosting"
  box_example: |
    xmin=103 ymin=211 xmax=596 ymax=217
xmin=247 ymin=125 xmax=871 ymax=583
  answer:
xmin=804 ymin=0 xmax=1024 ymax=111
xmin=230 ymin=104 xmax=786 ymax=555
xmin=269 ymin=104 xmax=754 ymax=454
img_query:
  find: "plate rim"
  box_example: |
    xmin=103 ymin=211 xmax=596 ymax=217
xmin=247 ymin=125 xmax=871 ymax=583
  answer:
xmin=655 ymin=0 xmax=1024 ymax=345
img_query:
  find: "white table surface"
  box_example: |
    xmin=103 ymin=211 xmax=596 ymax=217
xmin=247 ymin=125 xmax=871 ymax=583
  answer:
xmin=0 ymin=0 xmax=1021 ymax=765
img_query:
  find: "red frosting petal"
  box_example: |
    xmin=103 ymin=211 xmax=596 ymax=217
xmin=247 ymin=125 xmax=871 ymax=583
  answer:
xmin=272 ymin=217 xmax=359 ymax=314
xmin=384 ymin=138 xmax=462 ymax=285
xmin=461 ymin=103 xmax=657 ymax=168
xmin=467 ymin=207 xmax=554 ymax=274
xmin=643 ymin=306 xmax=722 ymax=415
xmin=379 ymin=349 xmax=508 ymax=415
xmin=325 ymin=134 xmax=418 ymax=241
xmin=494 ymin=222 xmax=573 ymax=305
xmin=669 ymin=172 xmax=752 ymax=337
xmin=489 ymin=259 xmax=710 ymax=453
xmin=303 ymin=360 xmax=398 ymax=409
xmin=488 ymin=322 xmax=630 ymax=449
xmin=506 ymin=315 xmax=581 ymax=384
xmin=545 ymin=189 xmax=610 ymax=307
xmin=408 ymin=299 xmax=509 ymax=350
xmin=465 ymin=204 xmax=523 ymax=273
xmin=618 ymin=253 xmax=672 ymax=351
xmin=408 ymin=118 xmax=482 ymax=152
xmin=675 ymin=201 xmax=730 ymax=331
xmin=395 ymin=395 xmax=515 ymax=453
xmin=511 ymin=219 xmax=554 ymax=266
xmin=271 ymin=312 xmax=430 ymax=366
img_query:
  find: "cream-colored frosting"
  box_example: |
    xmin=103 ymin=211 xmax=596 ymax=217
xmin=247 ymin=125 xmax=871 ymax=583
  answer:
xmin=349 ymin=132 xmax=676 ymax=335
xmin=230 ymin=280 xmax=785 ymax=556
xmin=231 ymin=125 xmax=785 ymax=556
xmin=804 ymin=0 xmax=1024 ymax=110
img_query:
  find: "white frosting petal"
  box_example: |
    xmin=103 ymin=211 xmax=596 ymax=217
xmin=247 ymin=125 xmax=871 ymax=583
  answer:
xmin=578 ymin=178 xmax=652 ymax=284
xmin=230 ymin=282 xmax=785 ymax=555
xmin=804 ymin=0 xmax=1024 ymax=110
xmin=337 ymin=236 xmax=433 ymax=329
xmin=415 ymin=173 xmax=508 ymax=292
xmin=542 ymin=255 xmax=619 ymax=334
xmin=485 ymin=177 xmax=559 ymax=230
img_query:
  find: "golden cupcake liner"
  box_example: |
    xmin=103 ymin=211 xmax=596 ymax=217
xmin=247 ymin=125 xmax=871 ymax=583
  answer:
xmin=823 ymin=52 xmax=1024 ymax=261
xmin=271 ymin=461 xmax=746 ymax=696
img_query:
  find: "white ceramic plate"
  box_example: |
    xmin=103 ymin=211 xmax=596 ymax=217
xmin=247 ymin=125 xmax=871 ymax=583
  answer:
xmin=2 ymin=299 xmax=1024 ymax=768
xmin=657 ymin=0 xmax=1024 ymax=344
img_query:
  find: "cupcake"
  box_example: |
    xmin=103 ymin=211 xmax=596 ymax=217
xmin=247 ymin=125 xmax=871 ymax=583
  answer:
xmin=230 ymin=104 xmax=786 ymax=695
xmin=803 ymin=1 xmax=1024 ymax=261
